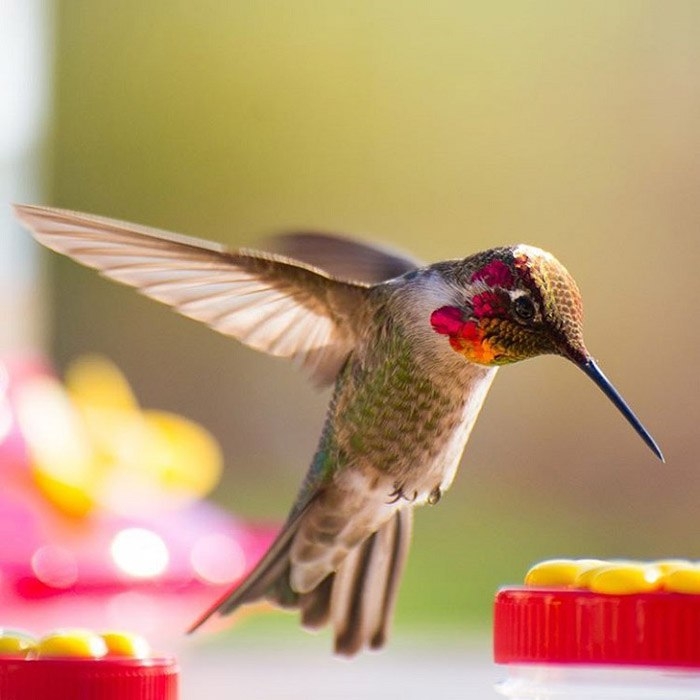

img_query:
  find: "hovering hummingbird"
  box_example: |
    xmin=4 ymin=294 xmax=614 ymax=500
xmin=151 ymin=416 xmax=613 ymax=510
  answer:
xmin=13 ymin=204 xmax=663 ymax=656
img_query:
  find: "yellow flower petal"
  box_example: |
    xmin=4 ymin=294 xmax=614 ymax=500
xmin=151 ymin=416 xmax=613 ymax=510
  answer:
xmin=524 ymin=559 xmax=580 ymax=586
xmin=16 ymin=376 xmax=96 ymax=517
xmin=664 ymin=566 xmax=700 ymax=594
xmin=37 ymin=629 xmax=107 ymax=658
xmin=101 ymin=631 xmax=151 ymax=658
xmin=588 ymin=563 xmax=662 ymax=595
xmin=65 ymin=355 xmax=138 ymax=412
xmin=142 ymin=410 xmax=222 ymax=500
xmin=0 ymin=629 xmax=37 ymax=658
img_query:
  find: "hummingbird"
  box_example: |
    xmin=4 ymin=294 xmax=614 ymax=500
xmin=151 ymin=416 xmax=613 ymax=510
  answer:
xmin=13 ymin=204 xmax=663 ymax=656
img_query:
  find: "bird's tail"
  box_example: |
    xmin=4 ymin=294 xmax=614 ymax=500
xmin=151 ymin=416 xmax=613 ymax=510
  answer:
xmin=188 ymin=507 xmax=413 ymax=656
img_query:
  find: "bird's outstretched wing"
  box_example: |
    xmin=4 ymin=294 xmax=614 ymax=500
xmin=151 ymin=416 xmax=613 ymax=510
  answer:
xmin=264 ymin=231 xmax=422 ymax=284
xmin=13 ymin=204 xmax=372 ymax=385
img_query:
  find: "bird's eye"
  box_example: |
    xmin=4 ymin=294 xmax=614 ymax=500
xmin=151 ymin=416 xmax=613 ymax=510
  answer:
xmin=512 ymin=295 xmax=536 ymax=321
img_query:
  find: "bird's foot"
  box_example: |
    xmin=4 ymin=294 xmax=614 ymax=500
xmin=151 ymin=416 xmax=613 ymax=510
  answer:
xmin=387 ymin=484 xmax=418 ymax=504
xmin=427 ymin=485 xmax=442 ymax=505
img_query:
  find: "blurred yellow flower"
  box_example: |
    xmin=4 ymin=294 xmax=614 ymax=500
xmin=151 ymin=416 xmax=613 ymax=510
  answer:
xmin=16 ymin=356 xmax=222 ymax=518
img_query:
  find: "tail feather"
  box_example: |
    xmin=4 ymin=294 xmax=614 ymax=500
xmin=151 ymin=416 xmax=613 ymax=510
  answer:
xmin=332 ymin=507 xmax=413 ymax=654
xmin=187 ymin=499 xmax=314 ymax=633
xmin=189 ymin=506 xmax=413 ymax=656
xmin=299 ymin=575 xmax=334 ymax=629
xmin=331 ymin=524 xmax=379 ymax=654
xmin=370 ymin=506 xmax=413 ymax=649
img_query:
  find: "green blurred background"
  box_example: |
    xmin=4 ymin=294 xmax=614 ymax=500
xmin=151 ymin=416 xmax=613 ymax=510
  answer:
xmin=39 ymin=1 xmax=700 ymax=637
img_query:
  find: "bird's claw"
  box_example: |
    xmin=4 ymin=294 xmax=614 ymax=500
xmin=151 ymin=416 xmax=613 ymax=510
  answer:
xmin=387 ymin=484 xmax=418 ymax=504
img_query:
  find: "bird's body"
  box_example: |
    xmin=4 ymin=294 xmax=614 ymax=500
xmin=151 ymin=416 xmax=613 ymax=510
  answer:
xmin=196 ymin=255 xmax=501 ymax=654
xmin=13 ymin=204 xmax=663 ymax=656
xmin=309 ymin=269 xmax=497 ymax=509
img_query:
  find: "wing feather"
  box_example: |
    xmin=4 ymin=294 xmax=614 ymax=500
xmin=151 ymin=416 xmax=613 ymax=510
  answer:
xmin=14 ymin=204 xmax=371 ymax=385
xmin=264 ymin=231 xmax=422 ymax=283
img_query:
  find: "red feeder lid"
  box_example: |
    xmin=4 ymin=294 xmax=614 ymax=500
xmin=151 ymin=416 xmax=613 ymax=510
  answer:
xmin=494 ymin=587 xmax=700 ymax=668
xmin=0 ymin=657 xmax=178 ymax=700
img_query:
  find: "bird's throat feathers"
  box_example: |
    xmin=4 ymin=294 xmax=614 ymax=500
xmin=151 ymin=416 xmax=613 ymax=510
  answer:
xmin=430 ymin=306 xmax=509 ymax=365
xmin=430 ymin=256 xmax=524 ymax=366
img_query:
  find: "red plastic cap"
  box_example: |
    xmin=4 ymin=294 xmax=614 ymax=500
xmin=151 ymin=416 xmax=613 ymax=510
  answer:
xmin=494 ymin=587 xmax=700 ymax=668
xmin=0 ymin=657 xmax=179 ymax=700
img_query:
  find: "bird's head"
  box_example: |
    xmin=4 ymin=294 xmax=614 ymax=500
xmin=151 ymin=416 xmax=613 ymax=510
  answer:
xmin=429 ymin=244 xmax=663 ymax=460
xmin=430 ymin=244 xmax=586 ymax=366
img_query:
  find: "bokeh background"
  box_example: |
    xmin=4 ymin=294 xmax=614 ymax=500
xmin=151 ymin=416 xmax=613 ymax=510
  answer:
xmin=6 ymin=0 xmax=700 ymax=643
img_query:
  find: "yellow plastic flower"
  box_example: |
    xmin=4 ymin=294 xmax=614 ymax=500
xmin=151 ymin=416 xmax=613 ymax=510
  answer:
xmin=16 ymin=355 xmax=222 ymax=517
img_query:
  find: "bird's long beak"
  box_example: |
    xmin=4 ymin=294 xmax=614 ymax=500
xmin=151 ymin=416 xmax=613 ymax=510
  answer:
xmin=580 ymin=359 xmax=664 ymax=462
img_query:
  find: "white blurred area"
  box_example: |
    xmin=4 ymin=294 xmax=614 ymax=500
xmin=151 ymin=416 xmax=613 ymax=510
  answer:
xmin=180 ymin=643 xmax=499 ymax=700
xmin=0 ymin=0 xmax=52 ymax=353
